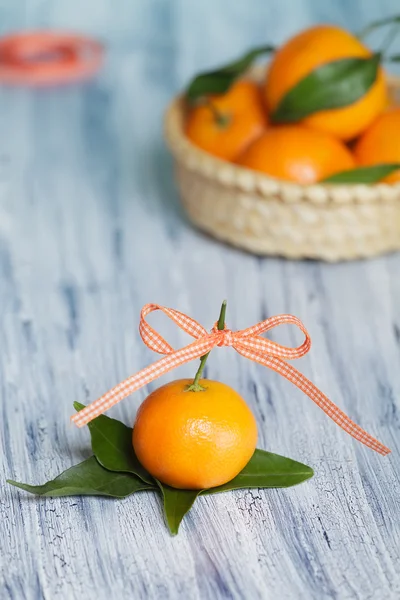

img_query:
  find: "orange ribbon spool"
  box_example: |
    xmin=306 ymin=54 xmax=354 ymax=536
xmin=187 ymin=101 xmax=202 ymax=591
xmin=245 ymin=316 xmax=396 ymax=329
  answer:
xmin=71 ymin=304 xmax=390 ymax=456
xmin=0 ymin=32 xmax=103 ymax=85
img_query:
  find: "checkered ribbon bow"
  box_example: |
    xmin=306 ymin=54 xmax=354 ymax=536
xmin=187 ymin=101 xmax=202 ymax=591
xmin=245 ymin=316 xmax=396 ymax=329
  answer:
xmin=71 ymin=304 xmax=390 ymax=456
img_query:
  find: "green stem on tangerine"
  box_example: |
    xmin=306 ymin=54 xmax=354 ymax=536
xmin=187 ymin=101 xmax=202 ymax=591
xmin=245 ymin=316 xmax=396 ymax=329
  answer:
xmin=186 ymin=300 xmax=227 ymax=392
xmin=203 ymin=99 xmax=230 ymax=128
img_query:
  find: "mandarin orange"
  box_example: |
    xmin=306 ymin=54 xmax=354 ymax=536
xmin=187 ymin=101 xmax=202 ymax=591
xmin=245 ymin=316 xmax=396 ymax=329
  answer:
xmin=132 ymin=379 xmax=257 ymax=490
xmin=353 ymin=108 xmax=400 ymax=183
xmin=185 ymin=79 xmax=267 ymax=161
xmin=265 ymin=25 xmax=387 ymax=141
xmin=236 ymin=125 xmax=355 ymax=184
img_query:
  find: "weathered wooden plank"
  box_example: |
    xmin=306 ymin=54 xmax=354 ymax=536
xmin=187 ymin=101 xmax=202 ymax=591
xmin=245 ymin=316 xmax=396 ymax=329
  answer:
xmin=1 ymin=1 xmax=400 ymax=599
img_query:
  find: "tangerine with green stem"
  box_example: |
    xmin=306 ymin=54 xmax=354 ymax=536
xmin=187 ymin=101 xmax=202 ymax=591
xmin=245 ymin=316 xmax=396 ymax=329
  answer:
xmin=132 ymin=302 xmax=258 ymax=490
xmin=185 ymin=79 xmax=267 ymax=161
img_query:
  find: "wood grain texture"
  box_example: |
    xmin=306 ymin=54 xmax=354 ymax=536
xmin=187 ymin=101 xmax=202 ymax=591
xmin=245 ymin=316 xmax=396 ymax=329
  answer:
xmin=1 ymin=1 xmax=400 ymax=598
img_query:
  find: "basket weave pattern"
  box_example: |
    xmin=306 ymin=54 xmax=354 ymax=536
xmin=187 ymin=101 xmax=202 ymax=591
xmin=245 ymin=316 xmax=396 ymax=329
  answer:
xmin=164 ymin=81 xmax=400 ymax=261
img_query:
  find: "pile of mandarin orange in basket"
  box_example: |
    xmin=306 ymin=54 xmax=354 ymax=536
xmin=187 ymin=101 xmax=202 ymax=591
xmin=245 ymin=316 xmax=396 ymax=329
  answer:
xmin=184 ymin=22 xmax=400 ymax=185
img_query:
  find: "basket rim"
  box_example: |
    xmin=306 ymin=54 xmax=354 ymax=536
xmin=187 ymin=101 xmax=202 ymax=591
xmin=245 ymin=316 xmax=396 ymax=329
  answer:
xmin=164 ymin=71 xmax=400 ymax=205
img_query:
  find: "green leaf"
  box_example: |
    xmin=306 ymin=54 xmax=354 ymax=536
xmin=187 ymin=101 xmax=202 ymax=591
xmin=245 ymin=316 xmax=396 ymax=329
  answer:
xmin=7 ymin=457 xmax=154 ymax=498
xmin=322 ymin=163 xmax=400 ymax=184
xmin=387 ymin=54 xmax=400 ymax=62
xmin=154 ymin=449 xmax=313 ymax=534
xmin=74 ymin=402 xmax=154 ymax=485
xmin=271 ymin=55 xmax=381 ymax=124
xmin=186 ymin=45 xmax=274 ymax=102
xmin=205 ymin=449 xmax=314 ymax=494
xmin=156 ymin=481 xmax=199 ymax=536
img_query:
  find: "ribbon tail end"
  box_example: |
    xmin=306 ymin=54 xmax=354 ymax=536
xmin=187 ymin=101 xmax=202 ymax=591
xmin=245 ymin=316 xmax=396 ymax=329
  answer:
xmin=70 ymin=414 xmax=88 ymax=428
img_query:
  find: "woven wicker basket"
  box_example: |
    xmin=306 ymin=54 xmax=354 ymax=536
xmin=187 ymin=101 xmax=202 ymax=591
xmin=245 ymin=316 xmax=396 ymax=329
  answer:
xmin=164 ymin=70 xmax=400 ymax=262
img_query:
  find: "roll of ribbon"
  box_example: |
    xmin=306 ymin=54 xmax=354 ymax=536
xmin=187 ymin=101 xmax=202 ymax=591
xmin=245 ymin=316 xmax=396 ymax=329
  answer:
xmin=0 ymin=31 xmax=103 ymax=85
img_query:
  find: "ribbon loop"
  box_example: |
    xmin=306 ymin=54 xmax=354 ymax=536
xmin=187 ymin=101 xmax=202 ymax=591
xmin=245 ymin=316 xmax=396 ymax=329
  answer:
xmin=139 ymin=303 xmax=208 ymax=355
xmin=71 ymin=304 xmax=390 ymax=457
xmin=237 ymin=314 xmax=311 ymax=359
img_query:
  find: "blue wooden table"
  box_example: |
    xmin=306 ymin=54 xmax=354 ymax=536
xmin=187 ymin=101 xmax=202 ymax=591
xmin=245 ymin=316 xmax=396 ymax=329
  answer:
xmin=1 ymin=1 xmax=400 ymax=598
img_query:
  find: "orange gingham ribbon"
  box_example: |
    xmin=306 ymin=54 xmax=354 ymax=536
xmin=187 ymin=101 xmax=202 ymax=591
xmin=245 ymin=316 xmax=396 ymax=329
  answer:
xmin=71 ymin=304 xmax=390 ymax=456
